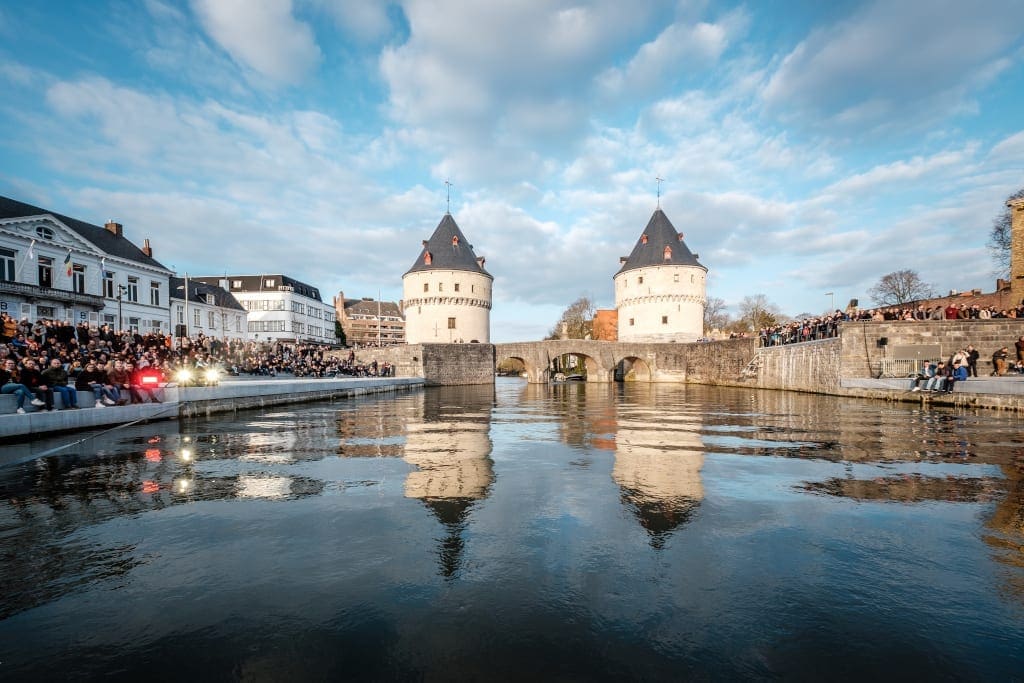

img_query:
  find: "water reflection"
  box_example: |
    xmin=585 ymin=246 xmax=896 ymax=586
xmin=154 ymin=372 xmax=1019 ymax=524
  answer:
xmin=611 ymin=395 xmax=704 ymax=547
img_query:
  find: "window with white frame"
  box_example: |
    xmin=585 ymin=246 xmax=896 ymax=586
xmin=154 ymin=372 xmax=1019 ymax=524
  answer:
xmin=127 ymin=277 xmax=139 ymax=302
xmin=193 ymin=307 xmax=201 ymax=327
xmin=176 ymin=305 xmax=184 ymax=324
xmin=103 ymin=271 xmax=115 ymax=298
xmin=208 ymin=311 xmax=216 ymax=328
xmin=150 ymin=281 xmax=160 ymax=306
xmin=0 ymin=248 xmax=14 ymax=281
xmin=72 ymin=264 xmax=86 ymax=294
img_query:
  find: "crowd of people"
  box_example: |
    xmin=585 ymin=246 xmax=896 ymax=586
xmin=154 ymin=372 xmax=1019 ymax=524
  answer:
xmin=0 ymin=313 xmax=391 ymax=414
xmin=759 ymin=302 xmax=1024 ymax=348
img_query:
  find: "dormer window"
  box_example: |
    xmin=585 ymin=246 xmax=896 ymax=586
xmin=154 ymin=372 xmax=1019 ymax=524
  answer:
xmin=641 ymin=234 xmax=648 ymax=245
xmin=663 ymin=245 xmax=672 ymax=260
xmin=35 ymin=226 xmax=54 ymax=240
xmin=678 ymin=233 xmax=684 ymax=241
xmin=424 ymin=252 xmax=432 ymax=265
xmin=452 ymin=236 xmax=459 ymax=246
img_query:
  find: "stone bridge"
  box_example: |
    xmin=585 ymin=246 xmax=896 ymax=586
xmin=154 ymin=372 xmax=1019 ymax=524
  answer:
xmin=495 ymin=340 xmax=691 ymax=383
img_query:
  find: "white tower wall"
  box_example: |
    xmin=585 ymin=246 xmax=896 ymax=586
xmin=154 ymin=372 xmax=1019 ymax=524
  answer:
xmin=402 ymin=269 xmax=492 ymax=343
xmin=614 ymin=264 xmax=706 ymax=342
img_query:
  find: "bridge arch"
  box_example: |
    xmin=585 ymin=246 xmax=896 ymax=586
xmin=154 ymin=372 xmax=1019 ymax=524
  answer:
xmin=615 ymin=355 xmax=652 ymax=382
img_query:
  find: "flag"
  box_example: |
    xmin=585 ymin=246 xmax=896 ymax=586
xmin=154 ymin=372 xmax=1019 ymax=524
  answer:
xmin=100 ymin=257 xmax=107 ymax=277
xmin=27 ymin=239 xmax=35 ymax=261
xmin=64 ymin=249 xmax=72 ymax=276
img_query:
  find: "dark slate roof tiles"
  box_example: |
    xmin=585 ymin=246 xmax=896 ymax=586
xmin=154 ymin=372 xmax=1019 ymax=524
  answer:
xmin=169 ymin=277 xmax=246 ymax=311
xmin=404 ymin=213 xmax=491 ymax=277
xmin=616 ymin=209 xmax=706 ymax=274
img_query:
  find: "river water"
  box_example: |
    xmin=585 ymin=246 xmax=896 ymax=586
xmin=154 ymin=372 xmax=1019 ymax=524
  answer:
xmin=1 ymin=379 xmax=1022 ymax=680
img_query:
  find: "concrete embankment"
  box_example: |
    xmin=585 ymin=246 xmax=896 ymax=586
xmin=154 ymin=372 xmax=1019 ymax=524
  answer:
xmin=0 ymin=377 xmax=424 ymax=442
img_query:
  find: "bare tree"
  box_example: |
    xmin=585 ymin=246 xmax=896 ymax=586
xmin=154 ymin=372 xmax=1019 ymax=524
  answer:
xmin=737 ymin=294 xmax=781 ymax=331
xmin=703 ymin=296 xmax=730 ymax=334
xmin=988 ymin=187 xmax=1024 ymax=278
xmin=868 ymin=270 xmax=936 ymax=306
xmin=547 ymin=296 xmax=595 ymax=339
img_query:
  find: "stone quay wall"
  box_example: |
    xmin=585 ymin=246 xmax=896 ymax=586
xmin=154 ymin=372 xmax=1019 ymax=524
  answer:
xmin=344 ymin=343 xmax=495 ymax=386
xmin=681 ymin=338 xmax=758 ymax=384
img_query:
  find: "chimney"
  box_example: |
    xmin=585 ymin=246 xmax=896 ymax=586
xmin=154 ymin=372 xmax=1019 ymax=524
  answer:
xmin=105 ymin=220 xmax=123 ymax=237
xmin=1011 ymin=198 xmax=1024 ymax=298
xmin=141 ymin=238 xmax=152 ymax=257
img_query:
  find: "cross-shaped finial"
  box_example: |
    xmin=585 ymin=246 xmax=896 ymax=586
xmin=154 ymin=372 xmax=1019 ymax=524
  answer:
xmin=445 ymin=179 xmax=453 ymax=214
xmin=655 ymin=176 xmax=664 ymax=208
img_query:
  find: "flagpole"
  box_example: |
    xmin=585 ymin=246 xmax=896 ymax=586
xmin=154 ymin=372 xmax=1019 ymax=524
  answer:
xmin=15 ymin=239 xmax=36 ymax=279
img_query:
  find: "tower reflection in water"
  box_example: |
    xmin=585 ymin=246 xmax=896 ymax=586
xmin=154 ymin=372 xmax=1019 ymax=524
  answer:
xmin=610 ymin=392 xmax=704 ymax=548
xmin=335 ymin=385 xmax=495 ymax=577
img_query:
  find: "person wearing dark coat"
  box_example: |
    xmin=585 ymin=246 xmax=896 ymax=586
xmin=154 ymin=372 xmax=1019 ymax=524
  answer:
xmin=19 ymin=358 xmax=53 ymax=410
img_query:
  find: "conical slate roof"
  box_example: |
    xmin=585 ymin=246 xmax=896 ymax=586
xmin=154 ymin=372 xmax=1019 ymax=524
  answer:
xmin=404 ymin=213 xmax=492 ymax=278
xmin=616 ymin=209 xmax=705 ymax=275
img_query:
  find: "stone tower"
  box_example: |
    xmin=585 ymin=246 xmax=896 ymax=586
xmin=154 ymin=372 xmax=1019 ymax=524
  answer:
xmin=1010 ymin=197 xmax=1024 ymax=300
xmin=614 ymin=209 xmax=707 ymax=343
xmin=402 ymin=214 xmax=492 ymax=344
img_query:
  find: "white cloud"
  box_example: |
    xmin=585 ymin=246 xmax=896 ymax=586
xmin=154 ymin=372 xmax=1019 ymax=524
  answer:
xmin=308 ymin=0 xmax=392 ymax=41
xmin=989 ymin=130 xmax=1024 ymax=162
xmin=191 ymin=0 xmax=321 ymax=84
xmin=763 ymin=0 xmax=1024 ymax=129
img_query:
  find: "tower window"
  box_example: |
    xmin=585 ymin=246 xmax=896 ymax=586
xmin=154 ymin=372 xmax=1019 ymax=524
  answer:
xmin=663 ymin=246 xmax=672 ymax=260
xmin=424 ymin=252 xmax=432 ymax=265
xmin=638 ymin=276 xmax=643 ymax=285
xmin=448 ymin=317 xmax=456 ymax=329
xmin=423 ymin=283 xmax=429 ymax=292
xmin=673 ymin=273 xmax=679 ymax=282
xmin=439 ymin=282 xmax=443 ymax=292
xmin=454 ymin=283 xmax=460 ymax=292
xmin=641 ymin=234 xmax=648 ymax=244
xmin=629 ymin=318 xmax=634 ymax=326
xmin=662 ymin=316 xmax=668 ymax=324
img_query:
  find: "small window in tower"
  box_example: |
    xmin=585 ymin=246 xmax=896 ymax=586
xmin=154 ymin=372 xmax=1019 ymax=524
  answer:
xmin=439 ymin=282 xmax=444 ymax=292
xmin=471 ymin=284 xmax=475 ymax=293
xmin=454 ymin=283 xmax=460 ymax=292
xmin=424 ymin=252 xmax=432 ymax=265
xmin=641 ymin=234 xmax=648 ymax=244
xmin=664 ymin=245 xmax=672 ymax=260
xmin=448 ymin=317 xmax=456 ymax=329
xmin=423 ymin=283 xmax=429 ymax=292
xmin=691 ymin=274 xmax=695 ymax=283
xmin=673 ymin=273 xmax=679 ymax=283
xmin=629 ymin=318 xmax=635 ymax=326
xmin=452 ymin=236 xmax=459 ymax=246
xmin=638 ymin=276 xmax=643 ymax=285
xmin=662 ymin=316 xmax=668 ymax=324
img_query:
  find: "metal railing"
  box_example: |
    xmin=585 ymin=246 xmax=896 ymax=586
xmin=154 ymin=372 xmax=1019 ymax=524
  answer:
xmin=878 ymin=359 xmax=920 ymax=378
xmin=0 ymin=280 xmax=106 ymax=309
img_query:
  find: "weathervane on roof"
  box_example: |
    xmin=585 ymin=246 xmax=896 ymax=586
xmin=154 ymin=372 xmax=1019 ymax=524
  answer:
xmin=445 ymin=179 xmax=453 ymax=214
xmin=655 ymin=176 xmax=664 ymax=208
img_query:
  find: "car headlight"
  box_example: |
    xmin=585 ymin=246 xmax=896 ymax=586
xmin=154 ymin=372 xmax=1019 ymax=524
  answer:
xmin=203 ymin=369 xmax=220 ymax=383
xmin=175 ymin=368 xmax=193 ymax=383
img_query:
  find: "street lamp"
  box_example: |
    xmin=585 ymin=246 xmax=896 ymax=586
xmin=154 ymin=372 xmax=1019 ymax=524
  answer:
xmin=825 ymin=291 xmax=835 ymax=311
xmin=117 ymin=284 xmax=127 ymax=332
xmin=175 ymin=272 xmax=190 ymax=342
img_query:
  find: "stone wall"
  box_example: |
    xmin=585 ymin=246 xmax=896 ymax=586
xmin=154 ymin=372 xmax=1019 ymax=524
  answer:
xmin=838 ymin=319 xmax=1024 ymax=378
xmin=682 ymin=337 xmax=758 ymax=384
xmin=757 ymin=338 xmax=842 ymax=392
xmin=343 ymin=343 xmax=495 ymax=386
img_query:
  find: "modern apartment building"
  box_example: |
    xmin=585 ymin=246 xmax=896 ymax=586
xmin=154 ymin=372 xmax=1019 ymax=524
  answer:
xmin=334 ymin=291 xmax=405 ymax=347
xmin=194 ymin=274 xmax=338 ymax=344
xmin=169 ymin=276 xmax=247 ymax=342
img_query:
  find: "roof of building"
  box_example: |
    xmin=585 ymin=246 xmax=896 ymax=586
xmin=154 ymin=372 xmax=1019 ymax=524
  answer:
xmin=616 ymin=209 xmax=706 ymax=275
xmin=169 ymin=277 xmax=246 ymax=311
xmin=193 ymin=274 xmax=324 ymax=302
xmin=343 ymin=298 xmax=404 ymax=318
xmin=0 ymin=195 xmax=169 ymax=271
xmin=404 ymin=213 xmax=492 ymax=277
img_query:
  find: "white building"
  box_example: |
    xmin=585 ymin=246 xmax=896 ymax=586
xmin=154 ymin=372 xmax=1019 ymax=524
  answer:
xmin=169 ymin=277 xmax=247 ymax=342
xmin=0 ymin=196 xmax=172 ymax=333
xmin=402 ymin=213 xmax=492 ymax=344
xmin=194 ymin=274 xmax=338 ymax=344
xmin=614 ymin=209 xmax=707 ymax=343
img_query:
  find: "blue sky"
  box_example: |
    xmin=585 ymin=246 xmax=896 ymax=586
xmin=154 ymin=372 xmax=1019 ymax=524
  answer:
xmin=1 ymin=0 xmax=1022 ymax=342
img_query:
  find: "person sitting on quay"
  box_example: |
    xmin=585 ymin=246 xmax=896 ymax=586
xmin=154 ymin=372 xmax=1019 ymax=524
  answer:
xmin=19 ymin=358 xmax=54 ymax=411
xmin=106 ymin=359 xmax=131 ymax=405
xmin=41 ymin=357 xmax=79 ymax=409
xmin=1 ymin=358 xmax=38 ymax=414
xmin=924 ymin=361 xmax=949 ymax=392
xmin=992 ymin=347 xmax=1010 ymax=376
xmin=910 ymin=360 xmax=937 ymax=392
xmin=75 ymin=361 xmax=117 ymax=407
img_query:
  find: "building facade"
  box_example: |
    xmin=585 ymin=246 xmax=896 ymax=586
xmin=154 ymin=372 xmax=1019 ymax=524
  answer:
xmin=194 ymin=275 xmax=338 ymax=345
xmin=614 ymin=209 xmax=707 ymax=343
xmin=0 ymin=196 xmax=173 ymax=334
xmin=169 ymin=277 xmax=248 ymax=342
xmin=402 ymin=214 xmax=493 ymax=344
xmin=335 ymin=291 xmax=405 ymax=347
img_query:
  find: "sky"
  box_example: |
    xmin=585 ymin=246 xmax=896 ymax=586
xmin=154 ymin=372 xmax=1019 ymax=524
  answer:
xmin=1 ymin=0 xmax=1023 ymax=342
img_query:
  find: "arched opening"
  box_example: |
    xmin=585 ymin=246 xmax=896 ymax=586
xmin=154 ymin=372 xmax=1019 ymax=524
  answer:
xmin=496 ymin=356 xmax=527 ymax=379
xmin=615 ymin=356 xmax=652 ymax=382
xmin=550 ymin=352 xmax=598 ymax=382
